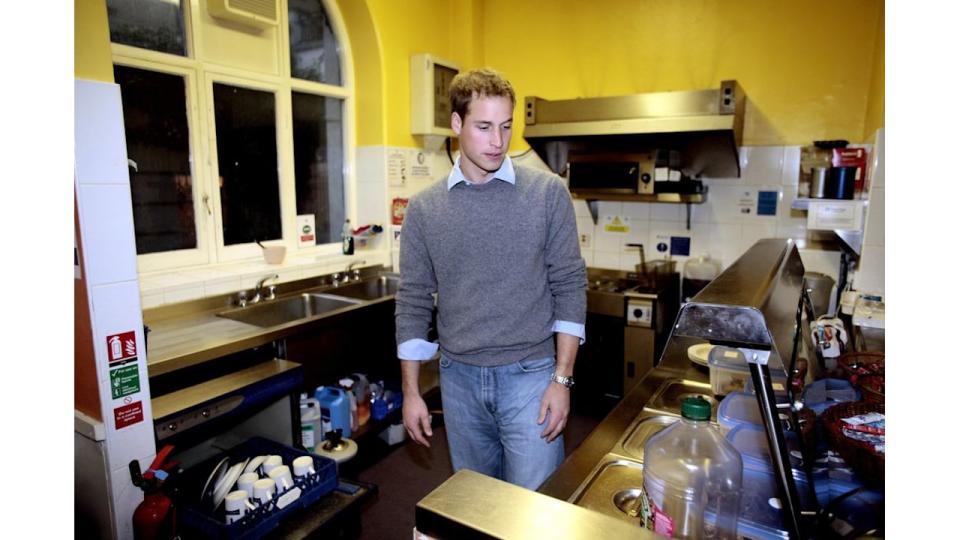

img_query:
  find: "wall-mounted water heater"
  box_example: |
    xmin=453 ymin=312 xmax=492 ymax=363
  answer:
xmin=410 ymin=53 xmax=460 ymax=138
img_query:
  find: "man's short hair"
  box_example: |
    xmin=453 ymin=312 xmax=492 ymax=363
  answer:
xmin=449 ymin=68 xmax=516 ymax=120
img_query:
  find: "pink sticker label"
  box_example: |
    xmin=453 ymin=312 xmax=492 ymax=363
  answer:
xmin=653 ymin=504 xmax=674 ymax=537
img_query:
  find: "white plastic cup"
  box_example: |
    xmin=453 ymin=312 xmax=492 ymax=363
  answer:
xmin=262 ymin=455 xmax=283 ymax=475
xmin=224 ymin=490 xmax=256 ymax=524
xmin=252 ymin=478 xmax=276 ymax=506
xmin=268 ymin=465 xmax=294 ymax=491
xmin=292 ymin=456 xmax=316 ymax=478
xmin=237 ymin=472 xmax=259 ymax=495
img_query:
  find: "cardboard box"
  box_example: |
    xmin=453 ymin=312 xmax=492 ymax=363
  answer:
xmin=832 ymin=148 xmax=870 ymax=199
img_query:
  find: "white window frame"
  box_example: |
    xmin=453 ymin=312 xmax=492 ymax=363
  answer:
xmin=108 ymin=0 xmax=356 ymax=272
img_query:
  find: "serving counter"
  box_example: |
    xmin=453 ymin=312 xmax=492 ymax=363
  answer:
xmin=416 ymin=239 xmax=882 ymax=539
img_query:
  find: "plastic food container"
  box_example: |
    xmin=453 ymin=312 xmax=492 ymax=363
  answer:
xmin=708 ymin=347 xmax=787 ymax=397
xmin=726 ymin=423 xmax=805 ymax=473
xmin=717 ymin=392 xmax=797 ymax=434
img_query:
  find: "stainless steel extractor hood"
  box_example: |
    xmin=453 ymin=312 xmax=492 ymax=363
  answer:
xmin=523 ymin=80 xmax=746 ymax=180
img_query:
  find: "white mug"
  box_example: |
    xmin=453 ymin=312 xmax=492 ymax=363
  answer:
xmin=237 ymin=472 xmax=259 ymax=495
xmin=262 ymin=455 xmax=283 ymax=475
xmin=292 ymin=456 xmax=315 ymax=477
xmin=252 ymin=478 xmax=276 ymax=506
xmin=268 ymin=465 xmax=294 ymax=491
xmin=224 ymin=490 xmax=256 ymax=524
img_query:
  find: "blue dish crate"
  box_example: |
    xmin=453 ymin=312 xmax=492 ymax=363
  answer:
xmin=175 ymin=436 xmax=337 ymax=540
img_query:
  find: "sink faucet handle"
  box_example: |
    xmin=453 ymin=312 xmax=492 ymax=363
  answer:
xmin=265 ymin=285 xmax=277 ymax=301
xmin=236 ymin=291 xmax=248 ymax=307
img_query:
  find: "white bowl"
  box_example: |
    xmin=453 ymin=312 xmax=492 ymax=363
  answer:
xmin=262 ymin=246 xmax=286 ymax=264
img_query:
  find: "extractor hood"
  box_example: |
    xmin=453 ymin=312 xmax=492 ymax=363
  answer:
xmin=523 ymin=80 xmax=746 ymax=180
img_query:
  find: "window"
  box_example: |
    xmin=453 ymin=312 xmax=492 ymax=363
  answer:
xmin=106 ymin=0 xmax=186 ymax=56
xmin=107 ymin=0 xmax=352 ymax=271
xmin=213 ymin=84 xmax=282 ymax=246
xmin=292 ymin=92 xmax=344 ymax=244
xmin=114 ymin=65 xmax=197 ymax=254
xmin=288 ymin=0 xmax=342 ymax=85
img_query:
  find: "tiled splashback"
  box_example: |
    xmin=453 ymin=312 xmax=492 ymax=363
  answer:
xmin=578 ymin=146 xmax=810 ymax=273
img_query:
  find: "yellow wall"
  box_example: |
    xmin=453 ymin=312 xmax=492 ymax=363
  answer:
xmin=75 ymin=0 xmax=113 ymax=81
xmin=75 ymin=0 xmax=885 ymax=149
xmin=479 ymin=0 xmax=883 ymax=149
xmin=862 ymin=2 xmax=884 ymax=141
xmin=366 ymin=0 xmax=484 ymax=148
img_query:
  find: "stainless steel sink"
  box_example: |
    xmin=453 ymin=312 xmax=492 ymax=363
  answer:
xmin=325 ymin=275 xmax=400 ymax=300
xmin=217 ymin=293 xmax=362 ymax=328
xmin=643 ymin=378 xmax=718 ymax=420
xmin=570 ymin=457 xmax=646 ymax=525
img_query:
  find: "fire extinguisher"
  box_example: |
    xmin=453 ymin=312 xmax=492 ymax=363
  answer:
xmin=131 ymin=445 xmax=178 ymax=540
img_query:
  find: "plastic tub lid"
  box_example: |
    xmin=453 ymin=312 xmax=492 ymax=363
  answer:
xmin=717 ymin=392 xmax=799 ymax=433
xmin=727 ymin=423 xmax=804 ymax=472
xmin=708 ymin=346 xmax=748 ymax=371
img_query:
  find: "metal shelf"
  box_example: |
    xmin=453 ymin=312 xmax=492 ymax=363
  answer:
xmin=574 ymin=190 xmax=708 ymax=230
xmin=791 ymin=197 xmax=866 ymax=210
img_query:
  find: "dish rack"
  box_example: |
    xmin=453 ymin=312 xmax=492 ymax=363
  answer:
xmin=174 ymin=436 xmax=338 ymax=540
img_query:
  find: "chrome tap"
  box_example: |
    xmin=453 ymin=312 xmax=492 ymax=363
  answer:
xmin=253 ymin=273 xmax=278 ymax=303
xmin=346 ymin=260 xmax=367 ymax=281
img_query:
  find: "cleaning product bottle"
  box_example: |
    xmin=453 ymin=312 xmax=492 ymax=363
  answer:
xmin=351 ymin=373 xmax=372 ymax=426
xmin=342 ymin=219 xmax=354 ymax=255
xmin=642 ymin=396 xmax=742 ymax=539
xmin=299 ymin=393 xmax=323 ymax=452
xmin=338 ymin=378 xmax=359 ymax=432
xmin=316 ymin=386 xmax=352 ymax=439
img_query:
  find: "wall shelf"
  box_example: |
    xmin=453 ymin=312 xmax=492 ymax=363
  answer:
xmin=573 ymin=190 xmax=708 ymax=230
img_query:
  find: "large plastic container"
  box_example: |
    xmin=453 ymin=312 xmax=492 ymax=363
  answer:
xmin=642 ymin=396 xmax=742 ymax=539
xmin=316 ymin=386 xmax=352 ymax=439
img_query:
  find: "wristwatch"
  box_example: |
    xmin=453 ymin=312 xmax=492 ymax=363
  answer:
xmin=550 ymin=372 xmax=575 ymax=389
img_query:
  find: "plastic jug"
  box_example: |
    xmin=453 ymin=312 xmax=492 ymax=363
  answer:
xmin=299 ymin=394 xmax=323 ymax=452
xmin=642 ymin=396 xmax=742 ymax=539
xmin=351 ymin=373 xmax=372 ymax=426
xmin=316 ymin=386 xmax=352 ymax=439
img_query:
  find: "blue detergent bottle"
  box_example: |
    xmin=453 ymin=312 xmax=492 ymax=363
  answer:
xmin=316 ymin=386 xmax=352 ymax=439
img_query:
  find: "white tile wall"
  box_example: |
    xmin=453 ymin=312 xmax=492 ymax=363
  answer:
xmin=575 ymin=146 xmax=851 ymax=276
xmin=76 ymin=78 xmax=154 ymax=539
xmin=75 ymin=80 xmax=129 ymax=185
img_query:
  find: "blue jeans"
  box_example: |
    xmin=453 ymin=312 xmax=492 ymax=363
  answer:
xmin=439 ymin=354 xmax=565 ymax=490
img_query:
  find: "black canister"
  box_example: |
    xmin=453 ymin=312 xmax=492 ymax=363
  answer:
xmin=826 ymin=166 xmax=857 ymax=199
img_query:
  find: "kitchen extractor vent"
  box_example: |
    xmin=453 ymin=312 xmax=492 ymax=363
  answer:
xmin=207 ymin=0 xmax=279 ymax=29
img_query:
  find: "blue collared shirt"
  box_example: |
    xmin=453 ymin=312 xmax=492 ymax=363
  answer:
xmin=398 ymin=156 xmax=585 ymax=361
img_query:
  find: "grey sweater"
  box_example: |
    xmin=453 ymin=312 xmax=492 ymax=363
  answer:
xmin=395 ymin=164 xmax=587 ymax=367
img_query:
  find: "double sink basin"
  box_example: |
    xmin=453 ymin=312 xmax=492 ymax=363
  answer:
xmin=217 ymin=274 xmax=400 ymax=328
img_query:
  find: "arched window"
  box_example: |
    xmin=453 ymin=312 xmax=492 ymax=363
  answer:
xmin=106 ymin=0 xmax=353 ymax=271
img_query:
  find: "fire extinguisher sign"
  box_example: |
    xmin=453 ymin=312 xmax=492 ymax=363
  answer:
xmin=106 ymin=331 xmax=138 ymax=367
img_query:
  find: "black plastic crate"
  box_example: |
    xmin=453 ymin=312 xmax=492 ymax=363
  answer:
xmin=174 ymin=437 xmax=337 ymax=539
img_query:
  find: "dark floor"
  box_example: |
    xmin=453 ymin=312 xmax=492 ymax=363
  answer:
xmin=350 ymin=412 xmax=602 ymax=540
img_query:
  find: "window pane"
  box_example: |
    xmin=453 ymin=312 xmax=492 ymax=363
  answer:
xmin=213 ymin=84 xmax=282 ymax=246
xmin=106 ymin=0 xmax=186 ymax=56
xmin=292 ymin=92 xmax=345 ymax=244
xmin=114 ymin=65 xmax=196 ymax=255
xmin=288 ymin=0 xmax=342 ymax=85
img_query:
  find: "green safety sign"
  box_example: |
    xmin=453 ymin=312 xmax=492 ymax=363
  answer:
xmin=110 ymin=364 xmax=140 ymax=399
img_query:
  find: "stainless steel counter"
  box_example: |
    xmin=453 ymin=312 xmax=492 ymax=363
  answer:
xmin=143 ymin=267 xmax=393 ymax=376
xmin=539 ymin=334 xmax=709 ymax=501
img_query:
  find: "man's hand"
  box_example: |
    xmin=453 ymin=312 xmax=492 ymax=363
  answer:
xmin=537 ymin=382 xmax=570 ymax=443
xmin=402 ymin=393 xmax=433 ymax=447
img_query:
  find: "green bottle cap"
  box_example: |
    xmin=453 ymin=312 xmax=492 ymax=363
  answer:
xmin=681 ymin=396 xmax=711 ymax=421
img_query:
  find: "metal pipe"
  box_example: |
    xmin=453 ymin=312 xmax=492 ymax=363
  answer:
xmin=748 ymin=359 xmax=805 ymax=539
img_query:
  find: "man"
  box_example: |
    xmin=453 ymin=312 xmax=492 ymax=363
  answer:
xmin=395 ymin=68 xmax=586 ymax=490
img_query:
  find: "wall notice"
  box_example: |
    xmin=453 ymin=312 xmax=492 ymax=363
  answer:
xmin=114 ymin=401 xmax=144 ymax=429
xmin=110 ymin=364 xmax=141 ymax=399
xmin=388 ymin=149 xmax=407 ymax=186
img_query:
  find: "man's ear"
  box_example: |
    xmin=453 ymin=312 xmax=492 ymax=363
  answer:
xmin=451 ymin=112 xmax=462 ymax=136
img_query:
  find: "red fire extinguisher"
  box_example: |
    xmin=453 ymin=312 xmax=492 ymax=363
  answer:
xmin=131 ymin=445 xmax=178 ymax=540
